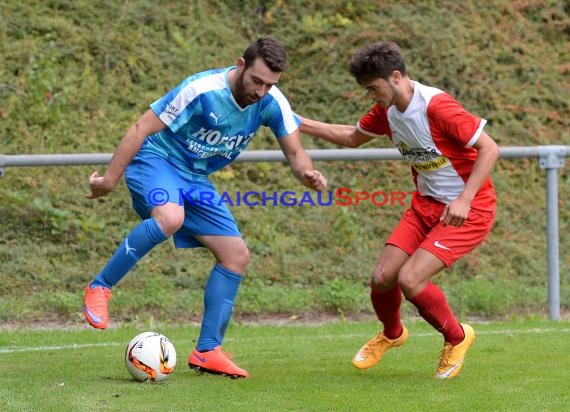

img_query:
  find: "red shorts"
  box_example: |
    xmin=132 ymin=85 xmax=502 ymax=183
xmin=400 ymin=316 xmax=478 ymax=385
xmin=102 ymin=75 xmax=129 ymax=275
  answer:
xmin=386 ymin=195 xmax=495 ymax=267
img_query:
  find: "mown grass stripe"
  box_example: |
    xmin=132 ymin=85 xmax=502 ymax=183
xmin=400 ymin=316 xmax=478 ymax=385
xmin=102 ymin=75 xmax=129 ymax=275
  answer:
xmin=1 ymin=327 xmax=568 ymax=354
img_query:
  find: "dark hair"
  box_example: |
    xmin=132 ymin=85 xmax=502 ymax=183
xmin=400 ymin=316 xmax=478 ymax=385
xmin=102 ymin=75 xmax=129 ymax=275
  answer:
xmin=349 ymin=42 xmax=407 ymax=84
xmin=243 ymin=36 xmax=288 ymax=72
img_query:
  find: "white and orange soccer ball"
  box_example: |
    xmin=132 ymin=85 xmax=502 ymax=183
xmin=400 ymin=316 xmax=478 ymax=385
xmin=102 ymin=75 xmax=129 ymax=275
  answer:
xmin=124 ymin=332 xmax=177 ymax=382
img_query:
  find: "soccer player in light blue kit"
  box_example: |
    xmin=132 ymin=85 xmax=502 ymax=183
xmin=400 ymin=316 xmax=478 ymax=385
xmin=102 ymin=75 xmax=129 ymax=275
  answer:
xmin=83 ymin=37 xmax=327 ymax=379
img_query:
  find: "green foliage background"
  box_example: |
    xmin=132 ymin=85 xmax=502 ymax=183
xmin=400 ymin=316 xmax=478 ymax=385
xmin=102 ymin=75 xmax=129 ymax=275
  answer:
xmin=0 ymin=0 xmax=569 ymax=325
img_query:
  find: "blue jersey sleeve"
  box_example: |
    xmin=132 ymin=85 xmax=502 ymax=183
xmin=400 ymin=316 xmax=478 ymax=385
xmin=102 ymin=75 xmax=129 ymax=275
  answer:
xmin=263 ymin=87 xmax=301 ymax=139
xmin=150 ymin=69 xmax=226 ymax=134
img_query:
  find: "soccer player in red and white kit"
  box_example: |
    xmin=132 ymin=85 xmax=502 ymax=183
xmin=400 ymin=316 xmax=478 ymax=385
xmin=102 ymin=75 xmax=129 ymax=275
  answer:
xmin=299 ymin=41 xmax=499 ymax=379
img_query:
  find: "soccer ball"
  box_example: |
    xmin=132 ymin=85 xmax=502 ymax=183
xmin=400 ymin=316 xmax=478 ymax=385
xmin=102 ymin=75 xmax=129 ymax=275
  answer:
xmin=124 ymin=332 xmax=177 ymax=382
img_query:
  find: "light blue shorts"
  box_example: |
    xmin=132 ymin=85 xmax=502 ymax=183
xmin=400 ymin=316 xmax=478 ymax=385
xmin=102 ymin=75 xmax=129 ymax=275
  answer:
xmin=124 ymin=155 xmax=241 ymax=248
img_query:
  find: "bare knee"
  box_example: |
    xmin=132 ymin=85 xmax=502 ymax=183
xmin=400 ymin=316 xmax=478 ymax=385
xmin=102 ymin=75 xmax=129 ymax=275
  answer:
xmin=370 ymin=245 xmax=409 ymax=293
xmin=221 ymin=242 xmax=250 ymax=274
xmin=151 ymin=205 xmax=184 ymax=236
xmin=397 ymin=267 xmax=426 ymax=299
xmin=370 ymin=267 xmax=398 ymax=293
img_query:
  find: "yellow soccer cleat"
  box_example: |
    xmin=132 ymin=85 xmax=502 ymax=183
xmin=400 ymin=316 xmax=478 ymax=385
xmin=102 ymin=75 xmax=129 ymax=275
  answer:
xmin=352 ymin=326 xmax=409 ymax=370
xmin=435 ymin=323 xmax=476 ymax=379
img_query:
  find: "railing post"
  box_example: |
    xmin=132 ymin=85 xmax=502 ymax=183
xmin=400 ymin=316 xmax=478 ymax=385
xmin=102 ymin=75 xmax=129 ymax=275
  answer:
xmin=0 ymin=155 xmax=5 ymax=178
xmin=538 ymin=145 xmax=566 ymax=321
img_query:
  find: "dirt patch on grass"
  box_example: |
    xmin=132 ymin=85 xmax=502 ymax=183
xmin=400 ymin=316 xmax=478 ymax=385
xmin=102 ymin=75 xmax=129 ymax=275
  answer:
xmin=2 ymin=310 xmax=569 ymax=331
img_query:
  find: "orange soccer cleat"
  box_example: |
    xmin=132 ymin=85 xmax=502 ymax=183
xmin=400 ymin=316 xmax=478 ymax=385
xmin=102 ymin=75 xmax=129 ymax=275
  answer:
xmin=188 ymin=346 xmax=249 ymax=379
xmin=83 ymin=282 xmax=111 ymax=329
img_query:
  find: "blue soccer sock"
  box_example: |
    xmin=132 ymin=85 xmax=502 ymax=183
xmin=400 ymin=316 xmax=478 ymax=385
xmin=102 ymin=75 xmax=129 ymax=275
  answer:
xmin=196 ymin=264 xmax=243 ymax=352
xmin=90 ymin=218 xmax=168 ymax=289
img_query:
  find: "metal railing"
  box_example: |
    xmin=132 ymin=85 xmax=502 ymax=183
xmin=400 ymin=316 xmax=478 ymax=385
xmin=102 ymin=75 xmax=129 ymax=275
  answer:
xmin=1 ymin=145 xmax=569 ymax=319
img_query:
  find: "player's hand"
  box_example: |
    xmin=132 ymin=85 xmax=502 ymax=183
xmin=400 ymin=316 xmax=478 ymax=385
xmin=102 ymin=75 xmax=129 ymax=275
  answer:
xmin=440 ymin=197 xmax=471 ymax=226
xmin=302 ymin=170 xmax=327 ymax=192
xmin=86 ymin=171 xmax=116 ymax=199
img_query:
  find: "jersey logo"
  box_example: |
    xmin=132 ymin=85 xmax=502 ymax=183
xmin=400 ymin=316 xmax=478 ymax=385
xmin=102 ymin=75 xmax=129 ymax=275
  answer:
xmin=434 ymin=240 xmax=451 ymax=251
xmin=412 ymin=156 xmax=450 ymax=171
xmin=209 ymin=112 xmax=221 ymax=124
xmin=396 ymin=141 xmax=450 ymax=172
xmin=185 ymin=128 xmax=256 ymax=160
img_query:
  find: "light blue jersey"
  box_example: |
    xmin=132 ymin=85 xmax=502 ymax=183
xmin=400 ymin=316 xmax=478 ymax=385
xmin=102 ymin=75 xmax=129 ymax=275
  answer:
xmin=141 ymin=66 xmax=300 ymax=176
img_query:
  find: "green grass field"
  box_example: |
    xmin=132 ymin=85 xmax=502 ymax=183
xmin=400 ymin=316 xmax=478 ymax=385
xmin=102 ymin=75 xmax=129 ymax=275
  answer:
xmin=1 ymin=319 xmax=568 ymax=411
xmin=1 ymin=3 xmax=568 ymax=410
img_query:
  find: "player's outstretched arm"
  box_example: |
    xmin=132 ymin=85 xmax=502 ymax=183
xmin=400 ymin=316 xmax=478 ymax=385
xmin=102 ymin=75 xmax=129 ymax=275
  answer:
xmin=278 ymin=130 xmax=327 ymax=192
xmin=298 ymin=115 xmax=373 ymax=148
xmin=86 ymin=110 xmax=166 ymax=199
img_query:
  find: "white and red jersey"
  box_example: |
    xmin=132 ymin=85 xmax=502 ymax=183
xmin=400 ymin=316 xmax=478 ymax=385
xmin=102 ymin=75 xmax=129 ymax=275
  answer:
xmin=356 ymin=81 xmax=495 ymax=211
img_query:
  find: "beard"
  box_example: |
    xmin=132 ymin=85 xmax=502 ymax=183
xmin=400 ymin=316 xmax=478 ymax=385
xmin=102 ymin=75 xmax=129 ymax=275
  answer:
xmin=234 ymin=72 xmax=259 ymax=107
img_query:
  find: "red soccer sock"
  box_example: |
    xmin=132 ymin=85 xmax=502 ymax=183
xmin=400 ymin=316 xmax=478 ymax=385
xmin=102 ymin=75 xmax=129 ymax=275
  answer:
xmin=370 ymin=285 xmax=403 ymax=340
xmin=408 ymin=282 xmax=464 ymax=345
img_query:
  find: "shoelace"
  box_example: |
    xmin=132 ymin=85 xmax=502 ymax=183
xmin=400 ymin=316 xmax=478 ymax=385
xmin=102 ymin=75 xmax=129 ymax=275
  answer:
xmin=438 ymin=343 xmax=453 ymax=368
xmin=361 ymin=335 xmax=386 ymax=356
xmin=89 ymin=288 xmax=111 ymax=312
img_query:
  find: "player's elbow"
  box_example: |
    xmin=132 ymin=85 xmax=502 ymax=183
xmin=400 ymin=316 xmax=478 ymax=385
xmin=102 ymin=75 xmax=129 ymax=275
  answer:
xmin=487 ymin=139 xmax=501 ymax=166
xmin=344 ymin=129 xmax=368 ymax=148
xmin=492 ymin=141 xmax=500 ymax=160
xmin=344 ymin=139 xmax=361 ymax=148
